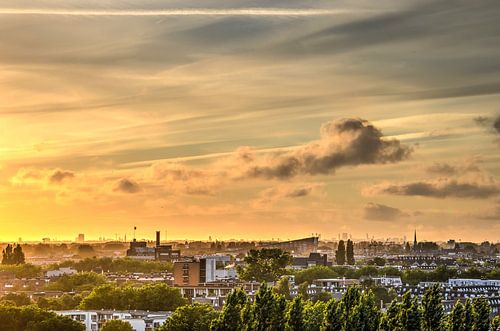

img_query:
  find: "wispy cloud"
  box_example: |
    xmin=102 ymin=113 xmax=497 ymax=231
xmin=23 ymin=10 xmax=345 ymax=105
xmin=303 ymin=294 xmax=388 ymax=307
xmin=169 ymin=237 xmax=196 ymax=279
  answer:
xmin=0 ymin=8 xmax=354 ymax=17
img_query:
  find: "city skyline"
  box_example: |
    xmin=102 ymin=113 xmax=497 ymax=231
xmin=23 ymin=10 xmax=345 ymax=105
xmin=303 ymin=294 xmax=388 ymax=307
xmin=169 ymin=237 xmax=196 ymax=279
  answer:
xmin=1 ymin=0 xmax=499 ymax=242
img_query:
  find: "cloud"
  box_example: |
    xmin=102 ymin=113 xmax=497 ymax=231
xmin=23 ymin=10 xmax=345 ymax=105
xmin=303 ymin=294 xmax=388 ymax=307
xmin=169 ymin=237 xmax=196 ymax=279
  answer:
xmin=11 ymin=168 xmax=75 ymax=186
xmin=151 ymin=162 xmax=223 ymax=195
xmin=0 ymin=8 xmax=350 ymax=17
xmin=113 ymin=178 xmax=141 ymax=194
xmin=475 ymin=201 xmax=500 ymax=220
xmin=252 ymin=183 xmax=325 ymax=208
xmin=243 ymin=118 xmax=412 ymax=179
xmin=474 ymin=114 xmax=500 ymax=134
xmin=49 ymin=170 xmax=75 ymax=184
xmin=363 ymin=203 xmax=408 ymax=221
xmin=425 ymin=159 xmax=480 ymax=176
xmin=364 ymin=178 xmax=499 ymax=199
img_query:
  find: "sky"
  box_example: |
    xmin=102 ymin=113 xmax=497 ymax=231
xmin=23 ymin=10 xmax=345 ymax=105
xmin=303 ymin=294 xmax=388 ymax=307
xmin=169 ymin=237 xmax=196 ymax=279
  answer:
xmin=0 ymin=0 xmax=499 ymax=242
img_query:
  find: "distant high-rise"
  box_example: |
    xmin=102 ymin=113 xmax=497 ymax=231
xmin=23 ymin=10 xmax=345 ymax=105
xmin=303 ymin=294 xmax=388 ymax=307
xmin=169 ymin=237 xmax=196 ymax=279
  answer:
xmin=413 ymin=230 xmax=418 ymax=251
xmin=76 ymin=234 xmax=85 ymax=243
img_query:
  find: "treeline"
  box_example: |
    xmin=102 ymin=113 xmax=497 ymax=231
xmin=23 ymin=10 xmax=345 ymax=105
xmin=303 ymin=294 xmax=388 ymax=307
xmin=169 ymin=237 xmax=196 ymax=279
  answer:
xmin=52 ymin=257 xmax=173 ymax=273
xmin=1 ymin=283 xmax=187 ymax=312
xmin=294 ymin=265 xmax=500 ymax=285
xmin=0 ymin=304 xmax=84 ymax=331
xmin=159 ymin=284 xmax=500 ymax=331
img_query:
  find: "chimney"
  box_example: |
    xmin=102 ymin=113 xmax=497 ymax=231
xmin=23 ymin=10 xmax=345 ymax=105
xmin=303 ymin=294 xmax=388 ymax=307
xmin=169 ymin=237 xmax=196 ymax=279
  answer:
xmin=156 ymin=231 xmax=161 ymax=247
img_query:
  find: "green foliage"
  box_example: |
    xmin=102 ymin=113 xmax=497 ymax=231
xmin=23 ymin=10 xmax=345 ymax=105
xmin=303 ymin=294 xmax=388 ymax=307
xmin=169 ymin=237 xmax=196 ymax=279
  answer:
xmin=302 ymin=301 xmax=326 ymax=331
xmin=158 ymin=303 xmax=218 ymax=331
xmin=237 ymin=249 xmax=292 ymax=282
xmin=37 ymin=294 xmax=84 ymax=310
xmin=473 ymin=297 xmax=491 ymax=331
xmin=398 ymin=293 xmax=421 ymax=331
xmin=0 ymin=305 xmax=84 ymax=331
xmin=323 ymin=298 xmax=342 ymax=331
xmin=0 ymin=263 xmax=42 ymax=278
xmin=45 ymin=272 xmax=106 ymax=292
xmin=463 ymin=299 xmax=474 ymax=330
xmin=346 ymin=240 xmax=355 ymax=266
xmin=101 ymin=319 xmax=133 ymax=331
xmin=248 ymin=283 xmax=287 ymax=331
xmin=448 ymin=301 xmax=464 ymax=331
xmin=491 ymin=316 xmax=500 ymax=331
xmin=79 ymin=283 xmax=186 ymax=311
xmin=378 ymin=299 xmax=401 ymax=330
xmin=297 ymin=282 xmax=309 ymax=301
xmin=285 ymin=296 xmax=304 ymax=331
xmin=1 ymin=244 xmax=25 ymax=265
xmin=52 ymin=257 xmax=173 ymax=273
xmin=0 ymin=293 xmax=32 ymax=306
xmin=274 ymin=277 xmax=292 ymax=300
xmin=336 ymin=240 xmax=346 ymax=265
xmin=211 ymin=288 xmax=247 ymax=331
xmin=294 ymin=266 xmax=339 ymax=285
xmin=422 ymin=284 xmax=444 ymax=331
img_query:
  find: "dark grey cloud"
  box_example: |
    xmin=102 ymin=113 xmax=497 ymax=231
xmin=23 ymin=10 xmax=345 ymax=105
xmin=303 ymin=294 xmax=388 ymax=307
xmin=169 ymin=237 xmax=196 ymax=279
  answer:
xmin=49 ymin=170 xmax=75 ymax=184
xmin=474 ymin=114 xmax=500 ymax=133
xmin=364 ymin=202 xmax=407 ymax=221
xmin=245 ymin=118 xmax=412 ymax=179
xmin=494 ymin=115 xmax=500 ymax=133
xmin=366 ymin=179 xmax=499 ymax=199
xmin=114 ymin=178 xmax=141 ymax=194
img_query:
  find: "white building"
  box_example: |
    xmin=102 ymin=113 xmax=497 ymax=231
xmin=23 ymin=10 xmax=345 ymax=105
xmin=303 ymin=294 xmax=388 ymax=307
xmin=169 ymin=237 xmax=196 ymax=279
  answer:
xmin=203 ymin=256 xmax=237 ymax=282
xmin=45 ymin=267 xmax=78 ymax=278
xmin=56 ymin=310 xmax=169 ymax=331
xmin=448 ymin=278 xmax=500 ymax=287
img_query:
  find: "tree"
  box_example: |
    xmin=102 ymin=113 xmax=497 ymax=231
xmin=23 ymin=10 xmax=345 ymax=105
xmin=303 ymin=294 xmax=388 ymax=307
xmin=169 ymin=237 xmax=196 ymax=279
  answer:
xmin=323 ymin=298 xmax=342 ymax=331
xmin=449 ymin=301 xmax=464 ymax=331
xmin=211 ymin=288 xmax=247 ymax=331
xmin=249 ymin=283 xmax=286 ymax=331
xmin=45 ymin=272 xmax=106 ymax=292
xmin=0 ymin=305 xmax=84 ymax=331
xmin=79 ymin=283 xmax=186 ymax=311
xmin=274 ymin=277 xmax=291 ymax=300
xmin=303 ymin=301 xmax=326 ymax=331
xmin=379 ymin=299 xmax=401 ymax=330
xmin=297 ymin=282 xmax=309 ymax=301
xmin=285 ymin=296 xmax=304 ymax=331
xmin=491 ymin=316 xmax=500 ymax=331
xmin=158 ymin=303 xmax=218 ymax=331
xmin=1 ymin=293 xmax=32 ymax=306
xmin=349 ymin=290 xmax=379 ymax=331
xmin=473 ymin=297 xmax=491 ymax=331
xmin=101 ymin=320 xmax=133 ymax=331
xmin=294 ymin=266 xmax=338 ymax=285
xmin=237 ymin=248 xmax=292 ymax=282
xmin=422 ymin=284 xmax=444 ymax=331
xmin=346 ymin=240 xmax=355 ymax=265
xmin=2 ymin=244 xmax=25 ymax=265
xmin=335 ymin=240 xmax=346 ymax=265
xmin=463 ymin=299 xmax=474 ymax=330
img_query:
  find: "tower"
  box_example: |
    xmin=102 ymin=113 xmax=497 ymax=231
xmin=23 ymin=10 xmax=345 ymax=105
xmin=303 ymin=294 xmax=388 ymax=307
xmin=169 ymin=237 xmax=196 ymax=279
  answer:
xmin=413 ymin=230 xmax=417 ymax=251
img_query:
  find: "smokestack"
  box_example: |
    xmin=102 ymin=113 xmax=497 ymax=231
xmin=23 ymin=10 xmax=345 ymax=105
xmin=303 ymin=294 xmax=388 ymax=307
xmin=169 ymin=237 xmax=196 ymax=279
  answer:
xmin=156 ymin=231 xmax=161 ymax=247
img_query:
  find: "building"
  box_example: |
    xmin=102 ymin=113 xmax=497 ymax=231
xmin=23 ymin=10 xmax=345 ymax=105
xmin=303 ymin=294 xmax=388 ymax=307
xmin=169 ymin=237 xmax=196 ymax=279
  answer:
xmin=76 ymin=234 xmax=85 ymax=243
xmin=56 ymin=310 xmax=170 ymax=331
xmin=292 ymin=252 xmax=329 ymax=269
xmin=262 ymin=237 xmax=319 ymax=255
xmin=126 ymin=231 xmax=180 ymax=262
xmin=173 ymin=256 xmax=237 ymax=286
xmin=45 ymin=267 xmax=77 ymax=278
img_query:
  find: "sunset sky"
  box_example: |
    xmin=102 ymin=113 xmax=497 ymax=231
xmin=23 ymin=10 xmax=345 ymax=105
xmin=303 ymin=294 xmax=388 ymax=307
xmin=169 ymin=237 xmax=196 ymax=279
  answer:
xmin=0 ymin=0 xmax=499 ymax=242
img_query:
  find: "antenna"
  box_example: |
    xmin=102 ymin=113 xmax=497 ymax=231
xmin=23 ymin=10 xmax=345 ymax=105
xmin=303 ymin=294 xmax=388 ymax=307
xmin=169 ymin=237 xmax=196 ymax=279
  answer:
xmin=133 ymin=226 xmax=137 ymax=240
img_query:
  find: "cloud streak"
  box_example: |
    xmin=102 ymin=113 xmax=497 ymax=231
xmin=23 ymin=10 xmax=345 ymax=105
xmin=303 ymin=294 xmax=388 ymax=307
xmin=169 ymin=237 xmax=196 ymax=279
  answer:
xmin=0 ymin=8 xmax=354 ymax=17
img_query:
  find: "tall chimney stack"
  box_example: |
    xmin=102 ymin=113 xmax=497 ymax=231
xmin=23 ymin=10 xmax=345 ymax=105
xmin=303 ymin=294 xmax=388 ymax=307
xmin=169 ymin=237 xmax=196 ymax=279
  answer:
xmin=156 ymin=231 xmax=161 ymax=247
